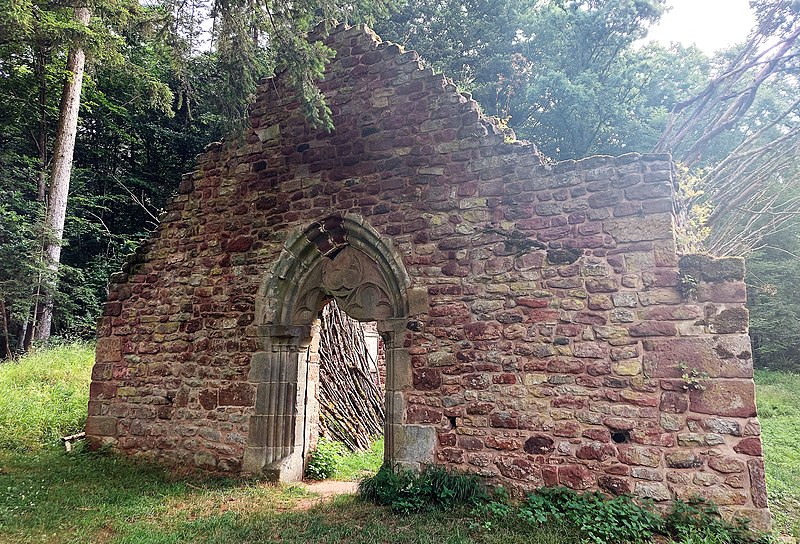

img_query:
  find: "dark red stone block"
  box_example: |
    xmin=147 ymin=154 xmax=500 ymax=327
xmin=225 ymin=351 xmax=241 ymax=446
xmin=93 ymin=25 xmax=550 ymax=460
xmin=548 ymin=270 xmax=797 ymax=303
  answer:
xmin=218 ymin=382 xmax=254 ymax=406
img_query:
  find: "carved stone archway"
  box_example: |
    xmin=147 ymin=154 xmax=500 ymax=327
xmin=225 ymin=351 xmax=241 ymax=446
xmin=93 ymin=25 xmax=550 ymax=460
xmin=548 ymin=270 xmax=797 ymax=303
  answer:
xmin=243 ymin=214 xmax=413 ymax=481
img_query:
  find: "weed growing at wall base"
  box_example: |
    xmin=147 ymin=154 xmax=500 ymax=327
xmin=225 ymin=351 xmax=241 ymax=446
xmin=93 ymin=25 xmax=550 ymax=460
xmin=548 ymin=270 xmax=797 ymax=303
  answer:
xmin=359 ymin=470 xmax=773 ymax=544
xmin=305 ymin=437 xmax=344 ymax=480
xmin=359 ymin=464 xmax=489 ymax=513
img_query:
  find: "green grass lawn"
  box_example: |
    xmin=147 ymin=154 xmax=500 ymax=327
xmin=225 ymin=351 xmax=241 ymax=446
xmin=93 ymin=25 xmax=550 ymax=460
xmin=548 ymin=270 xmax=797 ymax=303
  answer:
xmin=754 ymin=369 xmax=800 ymax=538
xmin=0 ymin=446 xmax=579 ymax=544
xmin=0 ymin=346 xmax=798 ymax=543
xmin=334 ymin=437 xmax=385 ymax=481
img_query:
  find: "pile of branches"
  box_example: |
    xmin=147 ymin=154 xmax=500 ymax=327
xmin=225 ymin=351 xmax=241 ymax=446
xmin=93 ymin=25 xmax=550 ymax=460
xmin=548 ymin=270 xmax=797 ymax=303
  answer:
xmin=317 ymin=301 xmax=385 ymax=451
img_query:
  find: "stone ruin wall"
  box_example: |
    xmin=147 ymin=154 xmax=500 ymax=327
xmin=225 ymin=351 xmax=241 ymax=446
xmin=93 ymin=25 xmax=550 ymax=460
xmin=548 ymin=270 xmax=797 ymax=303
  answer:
xmin=86 ymin=25 xmax=769 ymax=527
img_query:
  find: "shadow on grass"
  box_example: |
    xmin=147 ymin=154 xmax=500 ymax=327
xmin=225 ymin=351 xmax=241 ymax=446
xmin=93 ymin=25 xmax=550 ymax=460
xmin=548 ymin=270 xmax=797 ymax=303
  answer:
xmin=0 ymin=447 xmax=577 ymax=544
xmin=0 ymin=447 xmax=301 ymax=544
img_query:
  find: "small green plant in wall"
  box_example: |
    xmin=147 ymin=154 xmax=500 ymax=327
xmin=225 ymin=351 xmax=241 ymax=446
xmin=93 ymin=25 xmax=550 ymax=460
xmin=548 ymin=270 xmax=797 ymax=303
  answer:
xmin=678 ymin=362 xmax=709 ymax=391
xmin=678 ymin=272 xmax=699 ymax=300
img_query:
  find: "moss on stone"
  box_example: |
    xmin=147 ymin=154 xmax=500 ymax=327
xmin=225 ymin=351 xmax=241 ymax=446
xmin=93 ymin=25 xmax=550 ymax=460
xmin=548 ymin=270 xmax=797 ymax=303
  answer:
xmin=547 ymin=248 xmax=583 ymax=265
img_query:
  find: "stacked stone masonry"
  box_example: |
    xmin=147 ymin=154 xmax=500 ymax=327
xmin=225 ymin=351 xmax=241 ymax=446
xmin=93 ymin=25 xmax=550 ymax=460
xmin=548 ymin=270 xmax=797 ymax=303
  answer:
xmin=87 ymin=25 xmax=769 ymax=527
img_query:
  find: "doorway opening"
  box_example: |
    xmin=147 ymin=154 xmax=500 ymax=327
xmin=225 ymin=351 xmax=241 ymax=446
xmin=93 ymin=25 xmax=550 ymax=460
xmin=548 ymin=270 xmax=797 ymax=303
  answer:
xmin=302 ymin=300 xmax=386 ymax=480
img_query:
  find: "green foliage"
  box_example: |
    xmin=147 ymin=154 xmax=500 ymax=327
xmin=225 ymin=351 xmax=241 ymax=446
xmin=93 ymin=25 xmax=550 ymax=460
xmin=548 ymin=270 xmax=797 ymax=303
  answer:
xmin=305 ymin=437 xmax=384 ymax=481
xmin=306 ymin=437 xmax=344 ymax=480
xmin=747 ymin=234 xmax=800 ymax=371
xmin=472 ymin=485 xmax=772 ymax=544
xmin=0 ymin=343 xmax=94 ymax=450
xmin=0 ymin=448 xmax=579 ymax=544
xmin=663 ymin=498 xmax=771 ymax=544
xmin=0 ymin=359 xmax=797 ymax=542
xmin=0 ymin=184 xmax=44 ymax=326
xmin=359 ymin=464 xmax=489 ymax=514
xmin=518 ymin=487 xmax=663 ymax=544
xmin=376 ymin=0 xmax=714 ymax=161
xmin=678 ymin=363 xmax=709 ymax=392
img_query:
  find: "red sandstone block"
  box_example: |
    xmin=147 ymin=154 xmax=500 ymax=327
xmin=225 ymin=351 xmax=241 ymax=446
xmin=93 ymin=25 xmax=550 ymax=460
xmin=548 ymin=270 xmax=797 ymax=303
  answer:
xmin=218 ymin=382 xmax=255 ymax=406
xmin=96 ymin=336 xmax=122 ymax=363
xmin=438 ymin=448 xmax=464 ymax=464
xmin=407 ymin=404 xmax=443 ymax=424
xmin=86 ymin=415 xmax=117 ymax=436
xmin=660 ymin=392 xmax=689 ymax=413
xmin=485 ymin=435 xmax=520 ymax=450
xmin=628 ymin=321 xmax=677 ymax=337
xmin=489 ymin=411 xmax=518 ymax=429
xmin=225 ymin=236 xmax=254 ymax=252
xmin=558 ymin=465 xmax=595 ymax=490
xmin=708 ymin=456 xmax=746 ymax=474
xmin=457 ymin=436 xmax=484 ymax=451
xmin=598 ymin=475 xmax=632 ymax=495
xmin=748 ymin=459 xmax=768 ymax=508
xmin=89 ymin=381 xmax=117 ymax=399
xmin=734 ymin=437 xmax=763 ymax=457
xmin=639 ymin=305 xmax=702 ymax=320
xmin=552 ymin=395 xmax=590 ymax=409
xmin=642 ymin=269 xmax=679 ymax=288
xmin=493 ymin=373 xmax=517 ymax=384
xmin=413 ymin=368 xmax=443 ymax=390
xmin=696 ymin=282 xmax=747 ymax=303
xmin=517 ymin=297 xmax=550 ymax=308
xmin=689 ymin=381 xmax=756 ymax=418
xmin=199 ymin=389 xmax=218 ymax=410
xmin=576 ymin=442 xmax=616 ymax=461
xmin=553 ymin=421 xmax=581 ymax=437
xmin=463 ymin=321 xmax=501 ymax=341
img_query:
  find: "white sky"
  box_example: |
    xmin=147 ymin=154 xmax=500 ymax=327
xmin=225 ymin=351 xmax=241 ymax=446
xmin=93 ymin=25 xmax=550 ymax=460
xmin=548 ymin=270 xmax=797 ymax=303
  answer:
xmin=646 ymin=0 xmax=756 ymax=53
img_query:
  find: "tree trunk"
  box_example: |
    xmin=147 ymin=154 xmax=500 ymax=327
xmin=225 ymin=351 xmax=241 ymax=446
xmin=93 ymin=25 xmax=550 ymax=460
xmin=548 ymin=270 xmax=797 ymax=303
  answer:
xmin=35 ymin=6 xmax=91 ymax=342
xmin=0 ymin=300 xmax=11 ymax=360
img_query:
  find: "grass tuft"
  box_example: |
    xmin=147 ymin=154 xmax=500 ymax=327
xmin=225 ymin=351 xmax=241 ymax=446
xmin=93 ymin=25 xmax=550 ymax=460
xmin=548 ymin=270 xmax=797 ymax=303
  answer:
xmin=0 ymin=343 xmax=94 ymax=450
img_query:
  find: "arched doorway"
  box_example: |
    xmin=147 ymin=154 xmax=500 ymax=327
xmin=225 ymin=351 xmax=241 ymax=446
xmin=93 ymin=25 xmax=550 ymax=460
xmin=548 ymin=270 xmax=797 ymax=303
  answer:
xmin=243 ymin=215 xmax=411 ymax=481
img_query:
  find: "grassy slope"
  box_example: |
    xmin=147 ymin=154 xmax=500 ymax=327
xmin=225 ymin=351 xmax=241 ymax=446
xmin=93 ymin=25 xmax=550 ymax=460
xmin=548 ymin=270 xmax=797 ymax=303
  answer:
xmin=0 ymin=347 xmax=798 ymax=542
xmin=0 ymin=344 xmax=94 ymax=450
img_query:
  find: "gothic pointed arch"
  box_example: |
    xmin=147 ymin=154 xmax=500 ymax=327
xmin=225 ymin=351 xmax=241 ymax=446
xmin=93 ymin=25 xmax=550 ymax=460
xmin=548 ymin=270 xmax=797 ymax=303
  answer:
xmin=260 ymin=213 xmax=411 ymax=328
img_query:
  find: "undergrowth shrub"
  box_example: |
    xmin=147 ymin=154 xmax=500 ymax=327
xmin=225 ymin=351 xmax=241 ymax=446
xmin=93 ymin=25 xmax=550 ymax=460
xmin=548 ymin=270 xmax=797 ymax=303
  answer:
xmin=519 ymin=486 xmax=663 ymax=543
xmin=358 ymin=463 xmax=489 ymax=513
xmin=362 ymin=469 xmax=773 ymax=544
xmin=663 ymin=498 xmax=772 ymax=544
xmin=305 ymin=437 xmax=343 ymax=480
xmin=0 ymin=343 xmax=94 ymax=450
xmin=513 ymin=489 xmax=772 ymax=544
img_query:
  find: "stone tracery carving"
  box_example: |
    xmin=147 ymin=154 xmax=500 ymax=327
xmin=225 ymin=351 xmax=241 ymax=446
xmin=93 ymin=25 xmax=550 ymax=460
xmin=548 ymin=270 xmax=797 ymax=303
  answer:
xmin=291 ymin=245 xmax=394 ymax=324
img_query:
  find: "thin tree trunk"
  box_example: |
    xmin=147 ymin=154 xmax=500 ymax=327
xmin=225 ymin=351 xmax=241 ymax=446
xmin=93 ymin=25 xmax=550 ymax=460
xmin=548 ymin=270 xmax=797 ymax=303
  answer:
xmin=35 ymin=42 xmax=49 ymax=201
xmin=0 ymin=300 xmax=11 ymax=360
xmin=21 ymin=43 xmax=51 ymax=352
xmin=35 ymin=6 xmax=91 ymax=342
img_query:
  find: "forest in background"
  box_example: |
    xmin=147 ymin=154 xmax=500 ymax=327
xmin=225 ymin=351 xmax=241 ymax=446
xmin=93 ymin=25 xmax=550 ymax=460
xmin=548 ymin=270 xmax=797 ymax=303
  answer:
xmin=0 ymin=0 xmax=798 ymax=369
